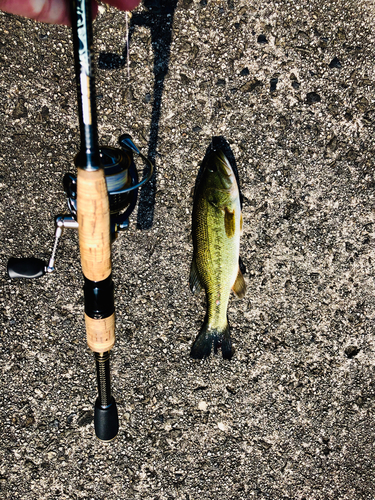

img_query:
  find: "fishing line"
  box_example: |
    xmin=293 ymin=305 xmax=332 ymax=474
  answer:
xmin=125 ymin=11 xmax=131 ymax=80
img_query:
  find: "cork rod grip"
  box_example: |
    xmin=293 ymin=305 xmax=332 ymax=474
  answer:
xmin=77 ymin=168 xmax=112 ymax=282
xmin=85 ymin=313 xmax=115 ymax=353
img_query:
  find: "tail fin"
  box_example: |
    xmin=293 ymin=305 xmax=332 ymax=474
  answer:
xmin=190 ymin=319 xmax=233 ymax=360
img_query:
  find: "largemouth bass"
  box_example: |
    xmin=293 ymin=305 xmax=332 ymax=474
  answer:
xmin=190 ymin=149 xmax=246 ymax=359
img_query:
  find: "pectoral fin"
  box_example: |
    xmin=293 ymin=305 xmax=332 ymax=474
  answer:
xmin=189 ymin=258 xmax=203 ymax=295
xmin=232 ymin=267 xmax=246 ymax=298
xmin=224 ymin=208 xmax=236 ymax=238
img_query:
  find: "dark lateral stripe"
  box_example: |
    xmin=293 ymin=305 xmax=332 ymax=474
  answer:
xmin=84 ymin=274 xmax=115 ymax=319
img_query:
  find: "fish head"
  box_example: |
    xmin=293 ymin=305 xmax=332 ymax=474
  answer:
xmin=204 ymin=149 xmax=236 ymax=191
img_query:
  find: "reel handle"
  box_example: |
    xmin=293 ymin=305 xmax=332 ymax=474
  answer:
xmin=7 ymin=257 xmax=46 ymax=279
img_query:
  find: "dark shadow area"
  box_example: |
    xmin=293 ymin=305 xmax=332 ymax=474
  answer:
xmin=98 ymin=0 xmax=178 ymax=229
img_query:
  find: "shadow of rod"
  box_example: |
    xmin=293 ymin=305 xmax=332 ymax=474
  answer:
xmin=98 ymin=1 xmax=178 ymax=230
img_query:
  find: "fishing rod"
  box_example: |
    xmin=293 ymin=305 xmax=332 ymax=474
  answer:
xmin=7 ymin=0 xmax=153 ymax=441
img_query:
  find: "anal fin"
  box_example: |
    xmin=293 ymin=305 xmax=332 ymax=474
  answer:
xmin=232 ymin=267 xmax=246 ymax=298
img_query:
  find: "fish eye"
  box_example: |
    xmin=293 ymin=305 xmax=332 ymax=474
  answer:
xmin=208 ymin=164 xmax=217 ymax=173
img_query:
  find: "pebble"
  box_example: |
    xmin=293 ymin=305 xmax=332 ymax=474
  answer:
xmin=306 ymin=92 xmax=321 ymax=104
xmin=345 ymin=346 xmax=360 ymax=359
xmin=218 ymin=422 xmax=228 ymax=431
xmin=270 ymin=78 xmax=278 ymax=92
xmin=198 ymin=401 xmax=208 ymax=411
xmin=257 ymin=34 xmax=268 ymax=44
xmin=329 ymin=57 xmax=342 ymax=69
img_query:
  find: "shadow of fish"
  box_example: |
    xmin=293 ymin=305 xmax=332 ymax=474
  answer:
xmin=190 ymin=149 xmax=246 ymax=359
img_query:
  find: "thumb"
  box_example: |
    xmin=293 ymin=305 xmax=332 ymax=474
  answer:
xmin=0 ymin=0 xmax=98 ymax=25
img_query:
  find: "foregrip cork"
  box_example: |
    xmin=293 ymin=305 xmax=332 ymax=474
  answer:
xmin=77 ymin=167 xmax=115 ymax=353
xmin=77 ymin=168 xmax=111 ymax=281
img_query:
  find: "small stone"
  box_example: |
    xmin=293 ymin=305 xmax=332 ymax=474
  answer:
xmin=198 ymin=401 xmax=207 ymax=411
xmin=216 ymin=79 xmax=226 ymax=87
xmin=306 ymin=92 xmax=321 ymax=104
xmin=257 ymin=34 xmax=268 ymax=44
xmin=329 ymin=57 xmax=342 ymax=69
xmin=292 ymin=81 xmax=300 ymax=90
xmin=345 ymin=346 xmax=360 ymax=358
xmin=122 ymin=89 xmax=134 ymax=104
xmin=218 ymin=422 xmax=228 ymax=431
xmin=240 ymin=67 xmax=249 ymax=76
xmin=270 ymin=78 xmax=278 ymax=92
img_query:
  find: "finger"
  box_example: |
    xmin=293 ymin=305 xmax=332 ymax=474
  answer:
xmin=0 ymin=0 xmax=72 ymax=24
xmin=0 ymin=0 xmax=140 ymax=25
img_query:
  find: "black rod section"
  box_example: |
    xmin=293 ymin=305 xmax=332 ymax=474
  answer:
xmin=70 ymin=0 xmax=100 ymax=171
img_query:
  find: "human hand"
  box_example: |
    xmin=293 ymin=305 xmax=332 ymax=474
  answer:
xmin=0 ymin=0 xmax=141 ymax=25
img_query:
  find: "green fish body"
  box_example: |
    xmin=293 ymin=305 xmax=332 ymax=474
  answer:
xmin=190 ymin=149 xmax=246 ymax=359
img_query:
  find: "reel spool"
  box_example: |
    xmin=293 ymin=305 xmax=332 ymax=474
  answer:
xmin=63 ymin=134 xmax=152 ymax=231
xmin=64 ymin=146 xmax=132 ymax=218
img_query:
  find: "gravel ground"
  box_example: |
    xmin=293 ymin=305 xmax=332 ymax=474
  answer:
xmin=1 ymin=0 xmax=375 ymax=499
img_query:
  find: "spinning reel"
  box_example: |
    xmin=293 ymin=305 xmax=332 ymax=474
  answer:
xmin=7 ymin=135 xmax=152 ymax=280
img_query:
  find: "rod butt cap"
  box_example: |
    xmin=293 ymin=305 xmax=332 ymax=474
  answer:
xmin=94 ymin=396 xmax=119 ymax=442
